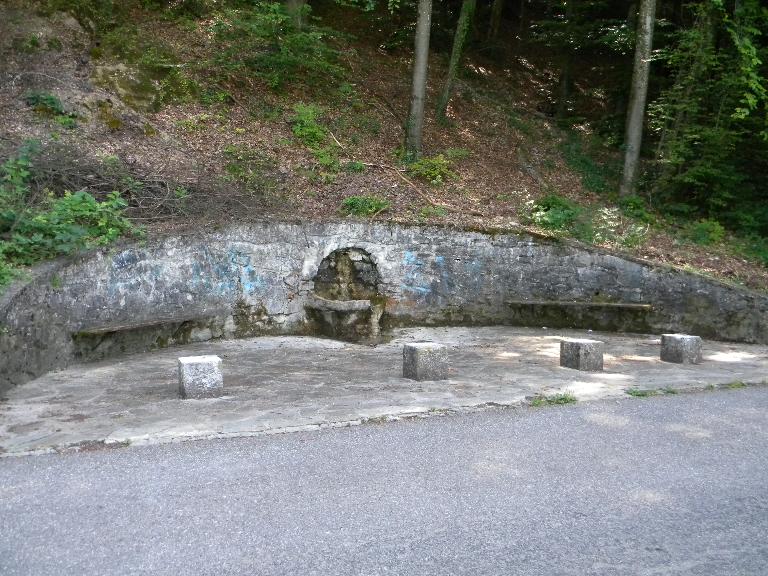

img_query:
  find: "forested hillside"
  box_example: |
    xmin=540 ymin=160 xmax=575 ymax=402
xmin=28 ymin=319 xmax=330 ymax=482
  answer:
xmin=1 ymin=0 xmax=767 ymax=289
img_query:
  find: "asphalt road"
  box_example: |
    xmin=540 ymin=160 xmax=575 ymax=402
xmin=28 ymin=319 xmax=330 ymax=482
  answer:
xmin=2 ymin=388 xmax=768 ymax=576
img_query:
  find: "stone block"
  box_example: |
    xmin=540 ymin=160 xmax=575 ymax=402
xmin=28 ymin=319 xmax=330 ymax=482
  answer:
xmin=660 ymin=334 xmax=702 ymax=364
xmin=560 ymin=338 xmax=604 ymax=371
xmin=403 ymin=342 xmax=448 ymax=381
xmin=178 ymin=355 xmax=223 ymax=399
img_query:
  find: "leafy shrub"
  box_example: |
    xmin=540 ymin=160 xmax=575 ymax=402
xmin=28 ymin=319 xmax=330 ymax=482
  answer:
xmin=2 ymin=191 xmax=135 ymax=265
xmin=443 ymin=148 xmax=470 ymax=161
xmin=683 ymin=219 xmax=726 ymax=246
xmin=290 ymin=103 xmax=340 ymax=172
xmin=0 ymin=145 xmax=138 ymax=289
xmin=290 ymin=103 xmax=327 ymax=147
xmin=24 ymin=91 xmax=66 ymax=115
xmin=618 ymin=194 xmax=653 ymax=223
xmin=344 ymin=160 xmax=366 ymax=173
xmin=407 ymin=154 xmax=456 ymax=186
xmin=589 ymin=207 xmax=648 ymax=247
xmin=738 ymin=234 xmax=768 ymax=266
xmin=211 ymin=2 xmax=343 ymax=91
xmin=525 ymin=194 xmax=581 ymax=230
xmin=24 ymin=91 xmax=78 ymax=128
xmin=340 ymin=195 xmax=389 ymax=216
xmin=560 ymin=136 xmax=616 ymax=195
xmin=419 ymin=205 xmax=448 ymax=218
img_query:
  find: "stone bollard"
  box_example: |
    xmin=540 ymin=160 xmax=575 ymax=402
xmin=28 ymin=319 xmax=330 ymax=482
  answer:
xmin=660 ymin=334 xmax=702 ymax=364
xmin=178 ymin=355 xmax=224 ymax=399
xmin=403 ymin=342 xmax=449 ymax=381
xmin=560 ymin=338 xmax=604 ymax=371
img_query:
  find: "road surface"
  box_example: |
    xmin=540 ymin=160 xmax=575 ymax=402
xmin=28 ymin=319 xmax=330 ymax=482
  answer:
xmin=2 ymin=388 xmax=767 ymax=575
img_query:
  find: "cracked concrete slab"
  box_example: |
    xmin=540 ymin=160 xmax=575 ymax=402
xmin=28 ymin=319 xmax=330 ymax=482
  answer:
xmin=1 ymin=327 xmax=766 ymax=456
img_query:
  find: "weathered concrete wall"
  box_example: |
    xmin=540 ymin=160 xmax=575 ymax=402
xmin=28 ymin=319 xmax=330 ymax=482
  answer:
xmin=2 ymin=221 xmax=767 ymax=392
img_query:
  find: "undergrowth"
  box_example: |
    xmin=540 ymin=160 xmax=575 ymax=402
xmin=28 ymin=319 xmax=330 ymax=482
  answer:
xmin=24 ymin=91 xmax=77 ymax=128
xmin=522 ymin=194 xmax=648 ymax=248
xmin=340 ymin=195 xmax=389 ymax=216
xmin=407 ymin=154 xmax=456 ymax=186
xmin=290 ymin=103 xmax=340 ymax=173
xmin=0 ymin=142 xmax=138 ymax=289
xmin=210 ymin=2 xmax=343 ymax=91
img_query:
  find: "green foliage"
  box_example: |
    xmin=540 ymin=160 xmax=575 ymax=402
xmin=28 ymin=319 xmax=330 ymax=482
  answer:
xmin=560 ymin=135 xmax=616 ymax=195
xmin=588 ymin=207 xmax=649 ymax=248
xmin=289 ymin=104 xmax=340 ymax=172
xmin=407 ymin=154 xmax=456 ymax=186
xmin=525 ymin=194 xmax=582 ymax=231
xmin=618 ymin=195 xmax=653 ymax=223
xmin=222 ymin=144 xmax=278 ymax=195
xmin=24 ymin=91 xmax=77 ymax=128
xmin=211 ymin=2 xmax=343 ymax=91
xmin=683 ymin=219 xmax=726 ymax=246
xmin=290 ymin=103 xmax=327 ymax=147
xmin=1 ymin=141 xmax=38 ymax=212
xmin=2 ymin=191 xmax=134 ymax=266
xmin=419 ymin=205 xmax=448 ymax=219
xmin=340 ymin=195 xmax=390 ymax=216
xmin=651 ymin=0 xmax=768 ymax=235
xmin=626 ymin=388 xmax=657 ymax=398
xmin=738 ymin=235 xmax=768 ymax=266
xmin=344 ymin=160 xmax=366 ymax=173
xmin=0 ymin=145 xmax=138 ymax=289
xmin=530 ymin=393 xmax=577 ymax=407
xmin=522 ymin=195 xmax=648 ymax=248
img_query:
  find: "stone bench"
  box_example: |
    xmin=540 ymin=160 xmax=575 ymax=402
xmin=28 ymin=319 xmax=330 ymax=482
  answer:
xmin=506 ymin=300 xmax=654 ymax=333
xmin=71 ymin=314 xmax=225 ymax=361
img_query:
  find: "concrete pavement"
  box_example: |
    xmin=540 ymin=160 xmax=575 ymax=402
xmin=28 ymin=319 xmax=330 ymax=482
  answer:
xmin=1 ymin=387 xmax=767 ymax=575
xmin=2 ymin=326 xmax=767 ymax=455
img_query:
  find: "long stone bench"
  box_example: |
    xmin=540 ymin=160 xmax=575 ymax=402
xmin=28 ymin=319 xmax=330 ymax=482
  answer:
xmin=71 ymin=314 xmax=225 ymax=361
xmin=505 ymin=300 xmax=654 ymax=333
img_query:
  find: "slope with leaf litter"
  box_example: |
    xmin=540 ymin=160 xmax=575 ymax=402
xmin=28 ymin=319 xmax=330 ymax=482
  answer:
xmin=0 ymin=0 xmax=766 ymax=291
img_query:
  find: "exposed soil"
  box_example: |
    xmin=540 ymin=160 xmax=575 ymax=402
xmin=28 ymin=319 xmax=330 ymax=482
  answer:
xmin=1 ymin=0 xmax=766 ymax=290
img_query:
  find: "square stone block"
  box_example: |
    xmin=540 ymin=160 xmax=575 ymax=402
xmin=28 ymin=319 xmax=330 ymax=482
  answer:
xmin=660 ymin=334 xmax=702 ymax=364
xmin=178 ymin=355 xmax=223 ymax=399
xmin=560 ymin=338 xmax=604 ymax=371
xmin=403 ymin=342 xmax=448 ymax=381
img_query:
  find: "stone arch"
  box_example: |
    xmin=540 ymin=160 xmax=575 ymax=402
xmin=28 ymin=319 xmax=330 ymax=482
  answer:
xmin=305 ymin=247 xmax=385 ymax=343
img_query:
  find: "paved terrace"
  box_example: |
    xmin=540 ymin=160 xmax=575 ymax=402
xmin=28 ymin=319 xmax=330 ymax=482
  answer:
xmin=1 ymin=327 xmax=766 ymax=456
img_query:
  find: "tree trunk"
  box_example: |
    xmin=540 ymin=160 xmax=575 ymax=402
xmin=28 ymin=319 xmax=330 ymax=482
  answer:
xmin=619 ymin=0 xmax=657 ymax=197
xmin=405 ymin=0 xmax=433 ymax=162
xmin=285 ymin=0 xmax=306 ymax=30
xmin=556 ymin=55 xmax=573 ymax=120
xmin=488 ymin=0 xmax=504 ymax=40
xmin=555 ymin=0 xmax=574 ymax=121
xmin=436 ymin=0 xmax=476 ymax=122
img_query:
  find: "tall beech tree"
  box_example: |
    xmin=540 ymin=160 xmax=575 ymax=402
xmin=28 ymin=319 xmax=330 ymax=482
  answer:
xmin=436 ymin=0 xmax=477 ymax=122
xmin=405 ymin=0 xmax=433 ymax=160
xmin=619 ymin=0 xmax=657 ymax=196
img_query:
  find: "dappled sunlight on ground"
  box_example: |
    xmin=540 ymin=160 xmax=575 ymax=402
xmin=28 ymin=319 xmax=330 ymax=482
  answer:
xmin=706 ymin=351 xmax=759 ymax=363
xmin=2 ymin=326 xmax=767 ymax=456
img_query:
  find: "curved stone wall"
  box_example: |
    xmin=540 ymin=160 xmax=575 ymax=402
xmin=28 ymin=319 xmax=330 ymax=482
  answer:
xmin=2 ymin=221 xmax=767 ymax=392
